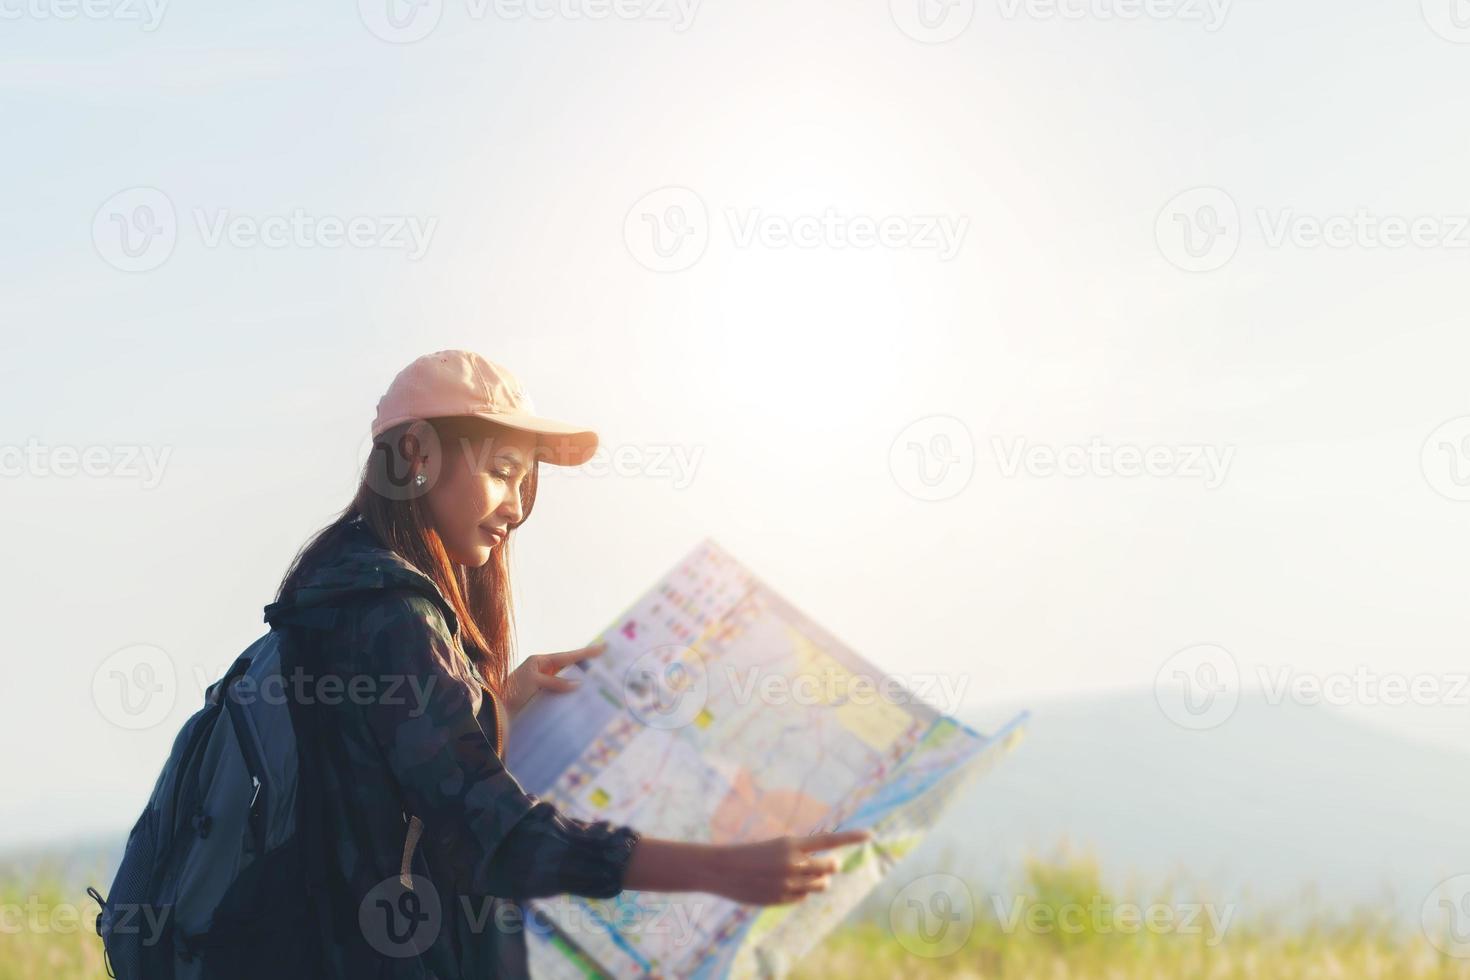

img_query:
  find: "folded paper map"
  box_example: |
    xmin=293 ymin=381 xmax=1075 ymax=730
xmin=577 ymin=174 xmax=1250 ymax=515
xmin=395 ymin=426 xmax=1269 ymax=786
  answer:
xmin=507 ymin=539 xmax=1026 ymax=978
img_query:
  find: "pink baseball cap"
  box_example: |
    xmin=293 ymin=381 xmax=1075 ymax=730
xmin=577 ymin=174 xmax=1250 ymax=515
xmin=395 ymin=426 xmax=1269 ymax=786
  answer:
xmin=371 ymin=350 xmax=598 ymax=467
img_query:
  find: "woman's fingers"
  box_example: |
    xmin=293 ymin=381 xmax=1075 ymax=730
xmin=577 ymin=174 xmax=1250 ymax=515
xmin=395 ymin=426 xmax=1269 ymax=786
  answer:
xmin=792 ymin=857 xmax=839 ymax=877
xmin=536 ymin=672 xmax=581 ymax=693
xmin=714 ymin=835 xmax=860 ymax=905
xmin=524 ymin=643 xmax=608 ymax=695
xmin=542 ymin=641 xmax=608 ymax=671
xmin=779 ymin=876 xmax=831 ymax=902
xmin=796 ymin=829 xmax=872 ymax=854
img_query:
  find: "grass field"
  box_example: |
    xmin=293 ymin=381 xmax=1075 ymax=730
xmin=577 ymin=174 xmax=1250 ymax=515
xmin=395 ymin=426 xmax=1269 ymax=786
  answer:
xmin=0 ymin=869 xmax=107 ymax=980
xmin=4 ymin=853 xmax=1467 ymax=979
xmin=794 ymin=854 xmax=1470 ymax=980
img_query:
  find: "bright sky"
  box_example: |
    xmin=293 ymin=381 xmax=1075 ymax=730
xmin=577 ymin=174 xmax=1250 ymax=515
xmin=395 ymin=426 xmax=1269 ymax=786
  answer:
xmin=4 ymin=0 xmax=1470 ymax=846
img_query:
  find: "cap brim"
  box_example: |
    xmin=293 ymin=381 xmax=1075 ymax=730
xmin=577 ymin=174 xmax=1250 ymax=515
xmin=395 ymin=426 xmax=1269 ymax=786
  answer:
xmin=476 ymin=412 xmax=599 ymax=467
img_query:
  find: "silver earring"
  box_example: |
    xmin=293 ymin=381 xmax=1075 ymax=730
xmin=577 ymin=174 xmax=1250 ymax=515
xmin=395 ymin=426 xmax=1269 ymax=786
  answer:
xmin=413 ymin=473 xmax=427 ymax=487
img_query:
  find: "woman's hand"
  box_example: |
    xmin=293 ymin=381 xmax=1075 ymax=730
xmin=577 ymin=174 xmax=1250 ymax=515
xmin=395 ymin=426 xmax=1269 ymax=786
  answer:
xmin=623 ymin=830 xmax=873 ymax=905
xmin=703 ymin=831 xmax=873 ymax=904
xmin=502 ymin=641 xmax=607 ymax=716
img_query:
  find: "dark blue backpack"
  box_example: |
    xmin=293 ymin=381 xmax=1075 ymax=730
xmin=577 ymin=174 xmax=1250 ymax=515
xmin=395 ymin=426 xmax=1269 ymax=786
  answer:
xmin=90 ymin=631 xmax=321 ymax=979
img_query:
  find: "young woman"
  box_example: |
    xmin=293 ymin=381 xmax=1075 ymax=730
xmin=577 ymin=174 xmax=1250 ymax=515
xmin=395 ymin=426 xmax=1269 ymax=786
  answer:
xmin=268 ymin=350 xmax=867 ymax=977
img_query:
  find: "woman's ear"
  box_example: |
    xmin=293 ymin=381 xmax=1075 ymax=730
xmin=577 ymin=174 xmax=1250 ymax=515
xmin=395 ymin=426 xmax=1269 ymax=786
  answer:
xmin=404 ymin=419 xmax=446 ymax=494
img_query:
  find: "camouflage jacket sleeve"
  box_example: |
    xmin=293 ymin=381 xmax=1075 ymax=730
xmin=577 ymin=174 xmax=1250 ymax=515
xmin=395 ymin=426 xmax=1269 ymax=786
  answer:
xmin=352 ymin=591 xmax=641 ymax=900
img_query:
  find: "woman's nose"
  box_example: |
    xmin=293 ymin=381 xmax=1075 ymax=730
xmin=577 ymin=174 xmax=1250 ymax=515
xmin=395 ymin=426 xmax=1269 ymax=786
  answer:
xmin=500 ymin=486 xmax=525 ymax=523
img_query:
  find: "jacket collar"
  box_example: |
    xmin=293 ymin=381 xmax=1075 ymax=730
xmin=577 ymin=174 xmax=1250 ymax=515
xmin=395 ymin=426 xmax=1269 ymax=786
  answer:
xmin=263 ymin=517 xmax=460 ymax=637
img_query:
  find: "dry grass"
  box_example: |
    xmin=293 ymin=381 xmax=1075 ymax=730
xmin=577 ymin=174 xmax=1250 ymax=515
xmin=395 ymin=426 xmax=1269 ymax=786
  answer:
xmin=796 ymin=854 xmax=1470 ymax=980
xmin=6 ymin=854 xmax=1467 ymax=979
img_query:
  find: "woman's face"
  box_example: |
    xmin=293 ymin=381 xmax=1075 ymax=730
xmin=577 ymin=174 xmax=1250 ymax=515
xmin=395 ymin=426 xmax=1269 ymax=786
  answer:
xmin=423 ymin=426 xmax=539 ymax=567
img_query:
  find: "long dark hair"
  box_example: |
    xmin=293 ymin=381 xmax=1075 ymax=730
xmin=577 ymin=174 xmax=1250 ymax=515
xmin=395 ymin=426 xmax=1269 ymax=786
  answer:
xmin=275 ymin=416 xmax=539 ymax=691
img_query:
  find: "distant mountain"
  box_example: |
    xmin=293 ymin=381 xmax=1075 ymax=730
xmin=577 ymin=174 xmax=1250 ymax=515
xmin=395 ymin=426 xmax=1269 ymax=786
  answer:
xmin=0 ymin=834 xmax=124 ymax=896
xmin=894 ymin=689 xmax=1470 ymax=927
xmin=14 ymin=690 xmax=1468 ymax=930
